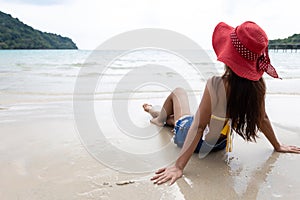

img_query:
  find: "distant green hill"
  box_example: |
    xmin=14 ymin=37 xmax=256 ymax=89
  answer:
xmin=0 ymin=11 xmax=77 ymax=49
xmin=269 ymin=34 xmax=300 ymax=47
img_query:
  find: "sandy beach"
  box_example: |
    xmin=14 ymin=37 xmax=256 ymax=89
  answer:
xmin=0 ymin=93 xmax=300 ymax=200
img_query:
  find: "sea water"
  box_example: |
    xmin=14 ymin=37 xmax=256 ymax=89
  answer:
xmin=0 ymin=49 xmax=299 ymax=122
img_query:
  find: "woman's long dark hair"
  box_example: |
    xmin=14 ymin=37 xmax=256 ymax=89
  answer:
xmin=223 ymin=66 xmax=266 ymax=141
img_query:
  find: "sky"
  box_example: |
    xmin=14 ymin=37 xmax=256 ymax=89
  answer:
xmin=0 ymin=0 xmax=299 ymax=50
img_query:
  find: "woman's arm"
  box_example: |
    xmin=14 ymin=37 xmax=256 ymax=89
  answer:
xmin=259 ymin=113 xmax=281 ymax=150
xmin=151 ymin=84 xmax=212 ymax=185
xmin=175 ymin=84 xmax=212 ymax=170
xmin=260 ymin=112 xmax=300 ymax=153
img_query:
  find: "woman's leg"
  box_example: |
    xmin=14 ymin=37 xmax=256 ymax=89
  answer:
xmin=143 ymin=104 xmax=175 ymax=126
xmin=143 ymin=87 xmax=191 ymax=126
xmin=143 ymin=104 xmax=160 ymax=118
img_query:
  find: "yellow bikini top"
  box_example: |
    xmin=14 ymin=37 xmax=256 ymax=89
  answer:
xmin=211 ymin=114 xmax=233 ymax=153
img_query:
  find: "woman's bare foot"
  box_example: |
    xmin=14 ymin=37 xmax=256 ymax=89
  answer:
xmin=142 ymin=103 xmax=152 ymax=112
xmin=143 ymin=104 xmax=165 ymax=127
xmin=150 ymin=117 xmax=165 ymax=127
xmin=142 ymin=103 xmax=160 ymax=118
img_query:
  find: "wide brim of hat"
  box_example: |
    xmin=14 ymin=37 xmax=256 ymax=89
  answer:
xmin=212 ymin=22 xmax=263 ymax=81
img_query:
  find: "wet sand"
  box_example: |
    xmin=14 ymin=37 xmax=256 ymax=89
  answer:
xmin=0 ymin=94 xmax=300 ymax=199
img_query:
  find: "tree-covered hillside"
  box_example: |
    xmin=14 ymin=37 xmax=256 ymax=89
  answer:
xmin=269 ymin=34 xmax=300 ymax=45
xmin=0 ymin=11 xmax=77 ymax=49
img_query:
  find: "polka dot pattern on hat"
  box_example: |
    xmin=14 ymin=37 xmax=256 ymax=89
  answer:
xmin=230 ymin=30 xmax=260 ymax=61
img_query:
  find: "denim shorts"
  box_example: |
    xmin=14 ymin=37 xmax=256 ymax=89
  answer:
xmin=173 ymin=115 xmax=226 ymax=153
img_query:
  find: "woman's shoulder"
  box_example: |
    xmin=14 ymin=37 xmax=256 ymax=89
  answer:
xmin=207 ymin=76 xmax=223 ymax=87
xmin=207 ymin=75 xmax=227 ymax=112
xmin=207 ymin=75 xmax=226 ymax=98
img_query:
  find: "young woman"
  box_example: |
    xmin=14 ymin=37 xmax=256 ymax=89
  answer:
xmin=143 ymin=21 xmax=300 ymax=185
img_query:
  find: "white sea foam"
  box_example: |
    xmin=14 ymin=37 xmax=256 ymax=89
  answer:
xmin=0 ymin=50 xmax=299 ymax=121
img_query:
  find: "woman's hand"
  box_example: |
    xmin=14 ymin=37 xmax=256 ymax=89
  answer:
xmin=151 ymin=166 xmax=183 ymax=185
xmin=275 ymin=144 xmax=300 ymax=154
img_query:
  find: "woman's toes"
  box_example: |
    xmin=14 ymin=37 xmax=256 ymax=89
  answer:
xmin=143 ymin=103 xmax=152 ymax=112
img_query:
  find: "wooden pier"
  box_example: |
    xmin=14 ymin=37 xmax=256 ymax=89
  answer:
xmin=269 ymin=44 xmax=300 ymax=52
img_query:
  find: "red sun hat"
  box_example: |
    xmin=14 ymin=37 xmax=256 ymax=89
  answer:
xmin=212 ymin=21 xmax=280 ymax=81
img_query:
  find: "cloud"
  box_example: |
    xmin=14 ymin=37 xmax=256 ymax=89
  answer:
xmin=0 ymin=0 xmax=299 ymax=49
xmin=1 ymin=0 xmax=70 ymax=6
